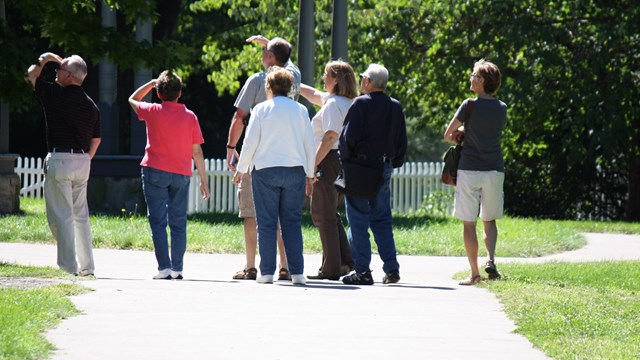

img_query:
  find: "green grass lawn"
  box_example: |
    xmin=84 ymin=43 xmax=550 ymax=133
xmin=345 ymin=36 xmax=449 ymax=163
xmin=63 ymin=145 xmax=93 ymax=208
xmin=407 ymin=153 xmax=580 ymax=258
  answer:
xmin=8 ymin=197 xmax=638 ymax=257
xmin=0 ymin=263 xmax=88 ymax=360
xmin=482 ymin=262 xmax=640 ymax=360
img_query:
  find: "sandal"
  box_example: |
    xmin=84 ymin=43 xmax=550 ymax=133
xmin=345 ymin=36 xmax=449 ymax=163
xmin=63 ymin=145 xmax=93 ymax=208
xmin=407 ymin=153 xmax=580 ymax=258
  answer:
xmin=459 ymin=275 xmax=482 ymax=286
xmin=232 ymin=267 xmax=257 ymax=280
xmin=484 ymin=261 xmax=501 ymax=280
xmin=278 ymin=268 xmax=291 ymax=281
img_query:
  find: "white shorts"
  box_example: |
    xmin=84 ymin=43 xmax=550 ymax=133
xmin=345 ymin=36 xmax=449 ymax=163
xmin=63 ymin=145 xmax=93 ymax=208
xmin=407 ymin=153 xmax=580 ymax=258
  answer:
xmin=454 ymin=170 xmax=504 ymax=222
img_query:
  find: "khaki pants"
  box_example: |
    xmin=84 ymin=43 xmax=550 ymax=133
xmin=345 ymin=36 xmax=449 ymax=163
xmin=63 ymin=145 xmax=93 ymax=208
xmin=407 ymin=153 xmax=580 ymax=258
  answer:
xmin=44 ymin=152 xmax=94 ymax=274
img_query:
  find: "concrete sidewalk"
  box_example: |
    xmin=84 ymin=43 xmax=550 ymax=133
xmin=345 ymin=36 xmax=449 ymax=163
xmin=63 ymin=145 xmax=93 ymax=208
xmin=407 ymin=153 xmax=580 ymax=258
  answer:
xmin=1 ymin=232 xmax=639 ymax=360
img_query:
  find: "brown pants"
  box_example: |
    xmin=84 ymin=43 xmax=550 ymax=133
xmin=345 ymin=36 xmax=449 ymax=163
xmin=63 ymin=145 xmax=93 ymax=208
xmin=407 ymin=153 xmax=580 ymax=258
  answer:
xmin=311 ymin=150 xmax=353 ymax=276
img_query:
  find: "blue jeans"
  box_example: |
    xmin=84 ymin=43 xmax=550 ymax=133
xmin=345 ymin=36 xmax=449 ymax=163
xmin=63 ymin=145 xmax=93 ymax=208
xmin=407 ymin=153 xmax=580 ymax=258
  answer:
xmin=141 ymin=166 xmax=190 ymax=272
xmin=345 ymin=163 xmax=399 ymax=274
xmin=251 ymin=166 xmax=306 ymax=276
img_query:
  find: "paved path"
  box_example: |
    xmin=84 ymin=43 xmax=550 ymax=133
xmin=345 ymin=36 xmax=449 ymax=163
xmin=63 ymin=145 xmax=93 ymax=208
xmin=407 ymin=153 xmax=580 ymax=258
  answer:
xmin=1 ymin=232 xmax=639 ymax=360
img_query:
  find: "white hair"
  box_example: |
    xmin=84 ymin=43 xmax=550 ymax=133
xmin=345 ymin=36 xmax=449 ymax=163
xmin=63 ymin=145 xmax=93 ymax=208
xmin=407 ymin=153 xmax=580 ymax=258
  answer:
xmin=65 ymin=55 xmax=88 ymax=84
xmin=361 ymin=63 xmax=389 ymax=89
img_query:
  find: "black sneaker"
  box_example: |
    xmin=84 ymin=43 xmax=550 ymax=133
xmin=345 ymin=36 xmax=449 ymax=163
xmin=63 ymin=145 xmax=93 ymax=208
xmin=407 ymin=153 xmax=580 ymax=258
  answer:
xmin=342 ymin=270 xmax=374 ymax=285
xmin=382 ymin=270 xmax=400 ymax=284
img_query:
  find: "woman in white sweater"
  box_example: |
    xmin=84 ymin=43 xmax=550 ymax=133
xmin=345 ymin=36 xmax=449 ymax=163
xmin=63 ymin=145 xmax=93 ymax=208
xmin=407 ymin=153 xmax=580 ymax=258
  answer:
xmin=233 ymin=66 xmax=315 ymax=285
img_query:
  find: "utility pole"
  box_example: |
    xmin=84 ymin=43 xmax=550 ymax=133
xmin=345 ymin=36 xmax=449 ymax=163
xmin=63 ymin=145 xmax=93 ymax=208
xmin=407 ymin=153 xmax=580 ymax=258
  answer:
xmin=298 ymin=0 xmax=315 ymax=114
xmin=331 ymin=0 xmax=348 ymax=61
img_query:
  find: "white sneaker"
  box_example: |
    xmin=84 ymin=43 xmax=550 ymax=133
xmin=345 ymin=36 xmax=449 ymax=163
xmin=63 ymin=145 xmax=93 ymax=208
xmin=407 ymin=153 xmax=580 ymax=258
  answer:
xmin=153 ymin=269 xmax=172 ymax=280
xmin=291 ymin=274 xmax=307 ymax=285
xmin=171 ymin=271 xmax=183 ymax=280
xmin=256 ymin=275 xmax=274 ymax=284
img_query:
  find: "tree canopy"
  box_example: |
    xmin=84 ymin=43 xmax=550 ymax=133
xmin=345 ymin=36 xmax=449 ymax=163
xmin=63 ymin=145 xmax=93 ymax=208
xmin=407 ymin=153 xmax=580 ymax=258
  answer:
xmin=2 ymin=0 xmax=638 ymax=220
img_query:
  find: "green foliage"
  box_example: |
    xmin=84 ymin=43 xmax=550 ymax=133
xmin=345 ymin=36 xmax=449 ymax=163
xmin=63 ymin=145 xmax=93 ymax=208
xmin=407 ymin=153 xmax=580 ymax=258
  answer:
xmin=193 ymin=0 xmax=640 ymax=219
xmin=191 ymin=0 xmax=301 ymax=96
xmin=420 ymin=189 xmax=454 ymax=217
xmin=485 ymin=262 xmax=640 ymax=359
xmin=0 ymin=0 xmax=192 ymax=111
xmin=2 ymin=0 xmax=639 ymax=219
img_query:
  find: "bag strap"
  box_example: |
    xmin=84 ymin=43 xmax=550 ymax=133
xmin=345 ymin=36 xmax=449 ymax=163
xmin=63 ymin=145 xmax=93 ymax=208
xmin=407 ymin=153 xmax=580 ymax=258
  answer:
xmin=383 ymin=97 xmax=394 ymax=160
xmin=464 ymin=98 xmax=476 ymax=127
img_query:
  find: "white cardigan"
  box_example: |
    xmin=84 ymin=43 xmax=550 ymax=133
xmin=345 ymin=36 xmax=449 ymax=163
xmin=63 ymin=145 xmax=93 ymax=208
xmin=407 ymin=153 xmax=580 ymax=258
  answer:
xmin=236 ymin=96 xmax=315 ymax=178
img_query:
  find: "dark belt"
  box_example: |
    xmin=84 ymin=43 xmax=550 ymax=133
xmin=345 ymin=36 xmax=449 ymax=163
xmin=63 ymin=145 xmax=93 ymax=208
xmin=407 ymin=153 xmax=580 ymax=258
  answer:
xmin=355 ymin=154 xmax=392 ymax=163
xmin=52 ymin=148 xmax=85 ymax=154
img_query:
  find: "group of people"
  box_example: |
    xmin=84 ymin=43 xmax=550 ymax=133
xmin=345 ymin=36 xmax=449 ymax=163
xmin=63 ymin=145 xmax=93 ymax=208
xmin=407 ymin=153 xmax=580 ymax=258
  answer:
xmin=26 ymin=35 xmax=506 ymax=287
xmin=226 ymin=36 xmax=408 ymax=286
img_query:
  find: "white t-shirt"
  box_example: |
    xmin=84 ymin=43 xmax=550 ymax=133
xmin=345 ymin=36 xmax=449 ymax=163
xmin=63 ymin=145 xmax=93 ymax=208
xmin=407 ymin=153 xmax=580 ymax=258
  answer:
xmin=311 ymin=93 xmax=353 ymax=150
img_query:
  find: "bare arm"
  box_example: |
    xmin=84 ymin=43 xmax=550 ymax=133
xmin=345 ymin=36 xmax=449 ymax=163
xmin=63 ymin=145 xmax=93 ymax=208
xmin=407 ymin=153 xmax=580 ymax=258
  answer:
xmin=315 ymin=130 xmax=339 ymax=167
xmin=246 ymin=35 xmax=269 ymax=46
xmin=128 ymin=79 xmax=157 ymax=115
xmin=300 ymin=83 xmax=324 ymax=107
xmin=226 ymin=108 xmax=247 ymax=171
xmin=443 ymin=117 xmax=463 ymax=144
xmin=88 ymin=138 xmax=101 ymax=159
xmin=192 ymin=144 xmax=210 ymax=200
xmin=26 ymin=52 xmax=63 ymax=88
xmin=305 ymin=177 xmax=314 ymax=197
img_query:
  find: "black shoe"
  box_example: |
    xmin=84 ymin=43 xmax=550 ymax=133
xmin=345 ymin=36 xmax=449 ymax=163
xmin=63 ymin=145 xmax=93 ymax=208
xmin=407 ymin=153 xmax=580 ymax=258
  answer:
xmin=307 ymin=273 xmax=340 ymax=281
xmin=484 ymin=261 xmax=501 ymax=280
xmin=382 ymin=270 xmax=400 ymax=284
xmin=342 ymin=270 xmax=374 ymax=285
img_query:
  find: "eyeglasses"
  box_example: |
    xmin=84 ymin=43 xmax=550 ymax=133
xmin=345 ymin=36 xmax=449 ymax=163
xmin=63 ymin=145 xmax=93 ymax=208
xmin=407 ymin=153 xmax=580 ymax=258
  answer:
xmin=470 ymin=73 xmax=482 ymax=79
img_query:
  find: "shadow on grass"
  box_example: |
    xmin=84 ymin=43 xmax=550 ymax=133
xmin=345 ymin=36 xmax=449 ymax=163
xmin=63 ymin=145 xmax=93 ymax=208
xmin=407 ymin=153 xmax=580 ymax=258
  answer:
xmin=0 ymin=209 xmax=27 ymax=218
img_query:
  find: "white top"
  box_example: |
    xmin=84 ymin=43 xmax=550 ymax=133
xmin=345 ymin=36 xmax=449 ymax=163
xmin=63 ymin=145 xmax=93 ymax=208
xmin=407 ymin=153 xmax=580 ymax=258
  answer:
xmin=237 ymin=96 xmax=315 ymax=177
xmin=311 ymin=93 xmax=353 ymax=149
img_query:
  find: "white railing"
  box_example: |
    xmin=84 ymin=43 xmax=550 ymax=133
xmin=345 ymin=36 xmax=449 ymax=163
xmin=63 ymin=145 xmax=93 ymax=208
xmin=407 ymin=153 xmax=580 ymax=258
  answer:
xmin=15 ymin=156 xmax=452 ymax=214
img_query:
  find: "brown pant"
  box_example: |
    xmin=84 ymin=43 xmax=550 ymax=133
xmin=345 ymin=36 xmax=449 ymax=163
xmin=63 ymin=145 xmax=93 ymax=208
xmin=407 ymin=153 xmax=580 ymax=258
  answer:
xmin=311 ymin=150 xmax=353 ymax=276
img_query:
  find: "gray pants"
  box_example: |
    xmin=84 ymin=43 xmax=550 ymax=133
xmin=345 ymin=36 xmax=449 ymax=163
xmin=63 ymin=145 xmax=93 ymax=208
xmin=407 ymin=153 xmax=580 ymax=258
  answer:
xmin=44 ymin=152 xmax=94 ymax=274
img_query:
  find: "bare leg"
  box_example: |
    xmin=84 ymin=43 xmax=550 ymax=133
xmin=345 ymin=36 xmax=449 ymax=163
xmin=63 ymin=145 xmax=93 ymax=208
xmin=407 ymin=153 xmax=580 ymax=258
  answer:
xmin=463 ymin=221 xmax=480 ymax=277
xmin=243 ymin=217 xmax=257 ymax=269
xmin=276 ymin=222 xmax=288 ymax=269
xmin=483 ymin=220 xmax=498 ymax=263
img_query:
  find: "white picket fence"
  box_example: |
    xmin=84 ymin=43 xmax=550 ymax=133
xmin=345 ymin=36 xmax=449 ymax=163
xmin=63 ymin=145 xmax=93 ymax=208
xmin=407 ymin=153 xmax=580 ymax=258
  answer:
xmin=15 ymin=156 xmax=452 ymax=214
xmin=16 ymin=157 xmax=45 ymax=199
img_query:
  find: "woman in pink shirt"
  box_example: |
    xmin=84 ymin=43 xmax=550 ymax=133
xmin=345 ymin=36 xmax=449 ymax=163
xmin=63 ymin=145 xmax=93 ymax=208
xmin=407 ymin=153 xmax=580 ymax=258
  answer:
xmin=129 ymin=70 xmax=210 ymax=280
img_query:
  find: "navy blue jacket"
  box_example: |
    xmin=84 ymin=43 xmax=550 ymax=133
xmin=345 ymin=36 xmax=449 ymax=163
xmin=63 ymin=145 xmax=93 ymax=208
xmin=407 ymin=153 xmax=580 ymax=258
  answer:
xmin=339 ymin=91 xmax=407 ymax=168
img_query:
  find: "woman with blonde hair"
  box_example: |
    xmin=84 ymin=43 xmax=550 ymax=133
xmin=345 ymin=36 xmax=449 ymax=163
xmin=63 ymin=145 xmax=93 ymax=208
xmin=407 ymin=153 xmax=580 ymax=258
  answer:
xmin=300 ymin=60 xmax=358 ymax=280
